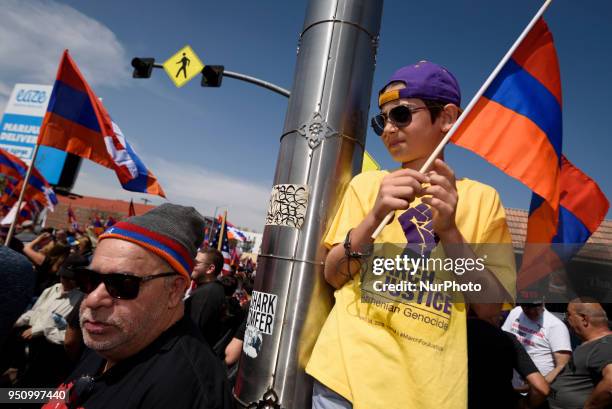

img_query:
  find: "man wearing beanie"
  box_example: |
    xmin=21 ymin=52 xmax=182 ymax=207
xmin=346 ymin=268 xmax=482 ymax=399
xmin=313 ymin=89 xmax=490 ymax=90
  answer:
xmin=43 ymin=204 xmax=231 ymax=409
xmin=306 ymin=61 xmax=516 ymax=409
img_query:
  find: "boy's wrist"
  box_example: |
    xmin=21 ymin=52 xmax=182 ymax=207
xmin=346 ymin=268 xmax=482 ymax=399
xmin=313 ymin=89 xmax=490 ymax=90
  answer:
xmin=369 ymin=208 xmax=394 ymax=231
xmin=436 ymin=224 xmax=462 ymax=244
xmin=361 ymin=212 xmax=383 ymax=238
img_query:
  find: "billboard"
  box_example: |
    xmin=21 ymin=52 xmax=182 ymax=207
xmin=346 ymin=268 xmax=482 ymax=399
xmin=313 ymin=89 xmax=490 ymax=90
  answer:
xmin=0 ymin=83 xmax=73 ymax=185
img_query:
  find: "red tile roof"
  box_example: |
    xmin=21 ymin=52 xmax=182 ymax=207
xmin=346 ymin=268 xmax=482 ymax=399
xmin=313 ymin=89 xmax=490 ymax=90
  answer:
xmin=45 ymin=195 xmax=156 ymax=229
xmin=506 ymin=208 xmax=612 ymax=263
xmin=57 ymin=195 xmax=155 ymax=214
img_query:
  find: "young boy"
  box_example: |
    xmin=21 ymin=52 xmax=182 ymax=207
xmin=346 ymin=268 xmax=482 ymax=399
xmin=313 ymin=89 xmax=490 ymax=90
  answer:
xmin=306 ymin=61 xmax=516 ymax=409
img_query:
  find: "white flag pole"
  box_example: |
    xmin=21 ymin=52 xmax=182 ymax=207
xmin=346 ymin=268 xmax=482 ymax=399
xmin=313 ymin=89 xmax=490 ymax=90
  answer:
xmin=5 ymin=143 xmax=42 ymax=245
xmin=371 ymin=0 xmax=553 ymax=239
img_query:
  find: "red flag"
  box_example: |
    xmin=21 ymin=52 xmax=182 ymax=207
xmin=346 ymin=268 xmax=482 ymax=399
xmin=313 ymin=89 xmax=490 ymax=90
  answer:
xmin=453 ymin=19 xmax=562 ymax=214
xmin=448 ymin=19 xmax=609 ymax=294
xmin=517 ymin=157 xmax=609 ymax=290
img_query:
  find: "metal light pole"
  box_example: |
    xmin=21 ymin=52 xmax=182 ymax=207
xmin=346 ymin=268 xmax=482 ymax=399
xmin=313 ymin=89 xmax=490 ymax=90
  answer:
xmin=234 ymin=1 xmax=383 ymax=408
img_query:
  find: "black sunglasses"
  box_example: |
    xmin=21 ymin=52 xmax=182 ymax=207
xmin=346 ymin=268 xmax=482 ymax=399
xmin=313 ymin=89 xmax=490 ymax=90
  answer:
xmin=371 ymin=104 xmax=432 ymax=136
xmin=71 ymin=267 xmax=177 ymax=300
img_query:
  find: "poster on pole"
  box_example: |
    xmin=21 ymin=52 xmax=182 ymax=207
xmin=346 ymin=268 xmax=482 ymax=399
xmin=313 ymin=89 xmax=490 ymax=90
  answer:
xmin=0 ymin=83 xmax=70 ymax=184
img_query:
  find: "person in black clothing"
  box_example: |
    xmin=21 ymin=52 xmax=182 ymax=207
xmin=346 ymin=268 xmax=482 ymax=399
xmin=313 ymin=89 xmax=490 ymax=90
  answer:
xmin=549 ymin=299 xmax=612 ymax=409
xmin=0 ymin=247 xmax=34 ymax=375
xmin=45 ymin=315 xmax=229 ymax=409
xmin=43 ymin=204 xmax=230 ymax=409
xmin=220 ymin=275 xmax=246 ymax=333
xmin=468 ymin=307 xmax=550 ymax=409
xmin=186 ymin=248 xmax=228 ymax=351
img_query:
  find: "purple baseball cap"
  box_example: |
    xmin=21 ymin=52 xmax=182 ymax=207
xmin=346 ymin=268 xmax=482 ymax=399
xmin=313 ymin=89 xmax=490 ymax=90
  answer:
xmin=378 ymin=60 xmax=461 ymax=107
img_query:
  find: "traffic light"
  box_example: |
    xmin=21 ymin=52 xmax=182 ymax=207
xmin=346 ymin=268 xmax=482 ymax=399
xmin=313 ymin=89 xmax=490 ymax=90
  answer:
xmin=201 ymin=65 xmax=224 ymax=87
xmin=131 ymin=58 xmax=155 ymax=78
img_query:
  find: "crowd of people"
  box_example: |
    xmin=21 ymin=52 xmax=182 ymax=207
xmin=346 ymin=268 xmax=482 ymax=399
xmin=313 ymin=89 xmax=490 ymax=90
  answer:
xmin=0 ymin=206 xmax=610 ymax=408
xmin=0 ymin=60 xmax=610 ymax=409
xmin=468 ymin=301 xmax=612 ymax=409
xmin=0 ymin=206 xmax=255 ymax=408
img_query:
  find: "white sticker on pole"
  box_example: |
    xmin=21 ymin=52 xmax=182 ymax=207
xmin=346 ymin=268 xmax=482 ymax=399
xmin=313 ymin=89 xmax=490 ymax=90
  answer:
xmin=246 ymin=291 xmax=278 ymax=336
xmin=265 ymin=184 xmax=308 ymax=229
xmin=243 ymin=326 xmax=263 ymax=358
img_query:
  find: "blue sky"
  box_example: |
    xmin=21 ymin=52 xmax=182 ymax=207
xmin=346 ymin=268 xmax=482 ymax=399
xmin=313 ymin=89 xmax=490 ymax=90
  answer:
xmin=0 ymin=0 xmax=610 ymax=231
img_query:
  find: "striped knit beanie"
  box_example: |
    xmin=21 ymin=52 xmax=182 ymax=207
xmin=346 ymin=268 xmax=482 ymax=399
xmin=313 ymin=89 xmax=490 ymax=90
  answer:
xmin=98 ymin=203 xmax=205 ymax=279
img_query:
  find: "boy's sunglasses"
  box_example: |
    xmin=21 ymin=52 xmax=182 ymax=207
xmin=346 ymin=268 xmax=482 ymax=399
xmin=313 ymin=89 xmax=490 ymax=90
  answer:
xmin=70 ymin=267 xmax=177 ymax=300
xmin=370 ymin=104 xmax=431 ymax=136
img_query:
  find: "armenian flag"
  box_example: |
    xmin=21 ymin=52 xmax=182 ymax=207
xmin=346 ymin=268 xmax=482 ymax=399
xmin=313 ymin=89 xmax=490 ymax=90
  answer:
xmin=451 ymin=18 xmax=608 ymax=291
xmin=453 ymin=18 xmax=562 ymax=214
xmin=38 ymin=50 xmax=165 ymax=198
xmin=518 ymin=157 xmax=609 ymax=290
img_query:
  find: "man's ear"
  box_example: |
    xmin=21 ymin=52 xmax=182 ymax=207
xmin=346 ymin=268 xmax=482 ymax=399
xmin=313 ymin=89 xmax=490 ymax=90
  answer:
xmin=207 ymin=263 xmax=216 ymax=276
xmin=168 ymin=276 xmax=188 ymax=307
xmin=439 ymin=104 xmax=460 ymax=133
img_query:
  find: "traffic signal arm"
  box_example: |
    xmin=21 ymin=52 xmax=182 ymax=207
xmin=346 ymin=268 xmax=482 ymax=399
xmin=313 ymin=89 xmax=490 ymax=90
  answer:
xmin=131 ymin=56 xmax=290 ymax=97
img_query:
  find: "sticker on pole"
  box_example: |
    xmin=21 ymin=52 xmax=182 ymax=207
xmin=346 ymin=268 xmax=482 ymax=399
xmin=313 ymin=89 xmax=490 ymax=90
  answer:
xmin=246 ymin=291 xmax=278 ymax=336
xmin=243 ymin=326 xmax=263 ymax=358
xmin=162 ymin=45 xmax=204 ymax=88
xmin=265 ymin=184 xmax=309 ymax=229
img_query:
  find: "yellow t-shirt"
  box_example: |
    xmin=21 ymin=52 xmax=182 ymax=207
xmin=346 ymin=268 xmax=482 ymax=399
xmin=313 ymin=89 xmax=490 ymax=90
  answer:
xmin=306 ymin=170 xmax=516 ymax=409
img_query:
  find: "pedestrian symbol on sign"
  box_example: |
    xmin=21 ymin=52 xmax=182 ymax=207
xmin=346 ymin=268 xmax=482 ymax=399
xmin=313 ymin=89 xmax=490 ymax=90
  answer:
xmin=162 ymin=45 xmax=204 ymax=88
xmin=175 ymin=53 xmax=190 ymax=78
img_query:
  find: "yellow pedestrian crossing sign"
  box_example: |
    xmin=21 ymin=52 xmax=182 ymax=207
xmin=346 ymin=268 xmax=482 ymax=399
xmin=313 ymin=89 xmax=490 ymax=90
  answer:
xmin=163 ymin=45 xmax=204 ymax=88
